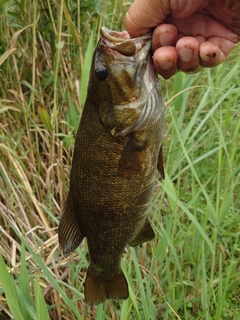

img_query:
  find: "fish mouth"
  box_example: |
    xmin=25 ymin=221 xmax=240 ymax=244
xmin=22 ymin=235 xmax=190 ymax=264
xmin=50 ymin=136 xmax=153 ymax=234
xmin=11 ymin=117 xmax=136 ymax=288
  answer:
xmin=100 ymin=26 xmax=151 ymax=57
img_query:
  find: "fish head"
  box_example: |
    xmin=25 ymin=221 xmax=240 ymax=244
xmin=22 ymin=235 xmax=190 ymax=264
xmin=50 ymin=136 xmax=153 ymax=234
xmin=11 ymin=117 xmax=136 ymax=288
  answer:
xmin=90 ymin=26 xmax=153 ymax=106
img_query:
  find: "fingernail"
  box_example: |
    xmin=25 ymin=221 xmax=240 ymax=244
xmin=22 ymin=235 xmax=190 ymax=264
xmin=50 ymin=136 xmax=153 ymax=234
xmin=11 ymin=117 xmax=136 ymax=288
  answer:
xmin=200 ymin=53 xmax=211 ymax=61
xmin=178 ymin=48 xmax=193 ymax=62
xmin=157 ymin=61 xmax=173 ymax=70
xmin=159 ymin=33 xmax=174 ymax=46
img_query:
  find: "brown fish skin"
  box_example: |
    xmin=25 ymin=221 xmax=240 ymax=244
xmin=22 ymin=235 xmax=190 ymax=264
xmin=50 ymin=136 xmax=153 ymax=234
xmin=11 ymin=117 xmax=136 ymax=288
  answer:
xmin=58 ymin=27 xmax=165 ymax=305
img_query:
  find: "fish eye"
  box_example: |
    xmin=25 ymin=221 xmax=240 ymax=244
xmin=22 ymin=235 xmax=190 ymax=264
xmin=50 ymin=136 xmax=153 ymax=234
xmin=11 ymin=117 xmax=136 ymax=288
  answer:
xmin=95 ymin=65 xmax=109 ymax=81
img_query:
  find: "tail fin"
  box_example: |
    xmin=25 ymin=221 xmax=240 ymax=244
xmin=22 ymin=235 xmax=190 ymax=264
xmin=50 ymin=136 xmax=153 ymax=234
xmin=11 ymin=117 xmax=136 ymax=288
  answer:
xmin=84 ymin=267 xmax=129 ymax=305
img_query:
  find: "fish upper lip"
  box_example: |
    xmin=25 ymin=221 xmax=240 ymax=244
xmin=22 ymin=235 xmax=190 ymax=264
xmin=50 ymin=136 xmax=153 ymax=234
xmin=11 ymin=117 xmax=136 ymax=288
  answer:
xmin=100 ymin=26 xmax=152 ymax=57
xmin=101 ymin=26 xmax=152 ymax=43
xmin=101 ymin=26 xmax=131 ymax=43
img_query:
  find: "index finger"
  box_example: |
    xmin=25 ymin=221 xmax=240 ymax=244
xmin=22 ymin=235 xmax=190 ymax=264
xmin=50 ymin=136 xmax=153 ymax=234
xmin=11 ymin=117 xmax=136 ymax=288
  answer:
xmin=124 ymin=0 xmax=169 ymax=37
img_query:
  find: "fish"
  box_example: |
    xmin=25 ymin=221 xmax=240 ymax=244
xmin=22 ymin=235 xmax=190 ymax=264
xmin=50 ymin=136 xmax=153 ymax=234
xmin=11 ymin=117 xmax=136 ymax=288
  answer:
xmin=58 ymin=26 xmax=165 ymax=305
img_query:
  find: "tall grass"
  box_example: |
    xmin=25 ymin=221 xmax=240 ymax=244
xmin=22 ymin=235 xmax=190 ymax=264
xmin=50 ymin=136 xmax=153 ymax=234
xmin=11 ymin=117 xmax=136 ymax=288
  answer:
xmin=0 ymin=0 xmax=240 ymax=319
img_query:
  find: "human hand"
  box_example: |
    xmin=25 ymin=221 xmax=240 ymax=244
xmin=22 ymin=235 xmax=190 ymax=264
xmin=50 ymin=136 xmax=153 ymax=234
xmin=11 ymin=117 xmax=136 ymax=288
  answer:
xmin=124 ymin=0 xmax=240 ymax=79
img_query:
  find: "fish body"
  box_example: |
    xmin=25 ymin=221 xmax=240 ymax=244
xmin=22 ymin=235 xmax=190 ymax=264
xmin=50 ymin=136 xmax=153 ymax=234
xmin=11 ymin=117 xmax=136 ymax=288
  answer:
xmin=58 ymin=27 xmax=165 ymax=305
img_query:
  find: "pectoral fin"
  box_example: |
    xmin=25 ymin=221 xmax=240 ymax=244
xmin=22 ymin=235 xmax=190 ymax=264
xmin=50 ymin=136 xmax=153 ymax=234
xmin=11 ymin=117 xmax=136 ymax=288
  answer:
xmin=128 ymin=219 xmax=155 ymax=247
xmin=118 ymin=134 xmax=144 ymax=178
xmin=58 ymin=195 xmax=84 ymax=257
xmin=157 ymin=145 xmax=165 ymax=179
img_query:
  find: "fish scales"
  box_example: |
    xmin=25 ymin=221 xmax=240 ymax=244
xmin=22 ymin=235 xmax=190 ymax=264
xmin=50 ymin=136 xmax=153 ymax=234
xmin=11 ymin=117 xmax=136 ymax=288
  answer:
xmin=58 ymin=26 xmax=165 ymax=305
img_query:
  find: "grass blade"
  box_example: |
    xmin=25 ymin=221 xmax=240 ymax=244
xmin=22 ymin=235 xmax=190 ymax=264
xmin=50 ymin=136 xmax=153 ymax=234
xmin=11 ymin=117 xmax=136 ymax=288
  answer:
xmin=34 ymin=277 xmax=51 ymax=320
xmin=0 ymin=254 xmax=24 ymax=320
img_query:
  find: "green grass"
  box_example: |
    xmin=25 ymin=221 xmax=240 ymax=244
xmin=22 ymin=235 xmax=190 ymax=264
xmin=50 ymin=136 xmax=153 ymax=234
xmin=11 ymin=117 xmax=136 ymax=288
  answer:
xmin=1 ymin=0 xmax=240 ymax=319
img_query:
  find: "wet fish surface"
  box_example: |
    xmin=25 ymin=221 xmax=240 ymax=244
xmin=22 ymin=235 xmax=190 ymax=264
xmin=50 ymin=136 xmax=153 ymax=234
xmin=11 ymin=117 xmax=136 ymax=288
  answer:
xmin=58 ymin=26 xmax=165 ymax=305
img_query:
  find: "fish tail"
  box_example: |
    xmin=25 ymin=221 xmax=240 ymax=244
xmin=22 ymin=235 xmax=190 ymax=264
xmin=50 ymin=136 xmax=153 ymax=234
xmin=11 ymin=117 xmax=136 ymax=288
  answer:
xmin=84 ymin=267 xmax=129 ymax=305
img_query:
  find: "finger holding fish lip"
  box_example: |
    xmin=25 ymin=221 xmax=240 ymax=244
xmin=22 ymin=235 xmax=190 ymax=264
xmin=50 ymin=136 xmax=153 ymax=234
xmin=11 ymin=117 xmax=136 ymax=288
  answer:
xmin=152 ymin=27 xmax=216 ymax=77
xmin=200 ymin=37 xmax=236 ymax=67
xmin=152 ymin=23 xmax=178 ymax=50
xmin=152 ymin=26 xmax=202 ymax=77
xmin=153 ymin=46 xmax=178 ymax=79
xmin=134 ymin=13 xmax=239 ymax=78
xmin=176 ymin=36 xmax=200 ymax=73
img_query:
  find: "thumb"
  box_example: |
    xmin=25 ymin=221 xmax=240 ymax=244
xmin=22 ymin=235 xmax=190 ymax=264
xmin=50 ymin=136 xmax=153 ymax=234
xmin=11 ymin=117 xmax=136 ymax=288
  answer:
xmin=124 ymin=0 xmax=170 ymax=37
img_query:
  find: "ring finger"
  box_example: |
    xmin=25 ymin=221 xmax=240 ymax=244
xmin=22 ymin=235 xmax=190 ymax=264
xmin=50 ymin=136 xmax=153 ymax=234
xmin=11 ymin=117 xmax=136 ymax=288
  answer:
xmin=176 ymin=36 xmax=202 ymax=73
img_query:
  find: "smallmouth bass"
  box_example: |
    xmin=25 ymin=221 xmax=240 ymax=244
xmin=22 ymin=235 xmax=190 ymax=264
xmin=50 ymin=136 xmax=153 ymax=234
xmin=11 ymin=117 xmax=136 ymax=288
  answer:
xmin=58 ymin=26 xmax=165 ymax=305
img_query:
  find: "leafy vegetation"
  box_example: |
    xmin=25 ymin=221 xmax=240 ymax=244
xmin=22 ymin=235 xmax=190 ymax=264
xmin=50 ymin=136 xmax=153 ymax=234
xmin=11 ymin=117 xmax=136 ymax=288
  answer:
xmin=0 ymin=0 xmax=240 ymax=319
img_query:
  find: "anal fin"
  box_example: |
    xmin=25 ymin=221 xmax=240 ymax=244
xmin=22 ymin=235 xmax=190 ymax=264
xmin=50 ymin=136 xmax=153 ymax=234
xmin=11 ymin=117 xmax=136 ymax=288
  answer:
xmin=84 ymin=267 xmax=129 ymax=305
xmin=128 ymin=219 xmax=155 ymax=247
xmin=58 ymin=195 xmax=84 ymax=257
